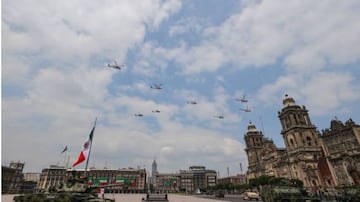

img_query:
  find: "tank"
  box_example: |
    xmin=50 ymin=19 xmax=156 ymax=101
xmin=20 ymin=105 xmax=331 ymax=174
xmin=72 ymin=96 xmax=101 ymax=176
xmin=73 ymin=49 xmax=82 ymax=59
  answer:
xmin=141 ymin=193 xmax=169 ymax=202
xmin=13 ymin=171 xmax=115 ymax=202
xmin=260 ymin=179 xmax=321 ymax=202
xmin=335 ymin=186 xmax=360 ymax=202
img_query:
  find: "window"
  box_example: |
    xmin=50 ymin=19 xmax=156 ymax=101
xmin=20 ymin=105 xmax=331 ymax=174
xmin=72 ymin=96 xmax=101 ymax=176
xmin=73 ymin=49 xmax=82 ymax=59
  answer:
xmin=304 ymin=115 xmax=310 ymax=125
xmin=306 ymin=137 xmax=312 ymax=146
xmin=294 ymin=114 xmax=299 ymax=125
xmin=290 ymin=139 xmax=295 ymax=148
xmin=285 ymin=118 xmax=291 ymax=128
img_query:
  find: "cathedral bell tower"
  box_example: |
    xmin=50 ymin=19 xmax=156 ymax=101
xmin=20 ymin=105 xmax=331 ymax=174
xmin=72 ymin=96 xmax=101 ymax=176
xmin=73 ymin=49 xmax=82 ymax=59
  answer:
xmin=278 ymin=94 xmax=323 ymax=188
xmin=244 ymin=122 xmax=265 ymax=179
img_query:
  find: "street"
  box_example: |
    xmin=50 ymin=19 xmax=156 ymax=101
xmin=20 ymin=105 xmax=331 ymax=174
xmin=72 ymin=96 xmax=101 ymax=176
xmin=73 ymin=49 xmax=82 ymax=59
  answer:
xmin=3 ymin=194 xmax=264 ymax=202
xmin=195 ymin=194 xmax=263 ymax=202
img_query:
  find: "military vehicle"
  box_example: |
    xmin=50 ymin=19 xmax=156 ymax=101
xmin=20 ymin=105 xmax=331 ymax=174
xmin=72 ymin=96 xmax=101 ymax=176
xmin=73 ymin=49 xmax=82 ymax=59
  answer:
xmin=214 ymin=190 xmax=225 ymax=198
xmin=335 ymin=186 xmax=360 ymax=202
xmin=260 ymin=179 xmax=321 ymax=202
xmin=13 ymin=171 xmax=116 ymax=202
xmin=141 ymin=193 xmax=169 ymax=202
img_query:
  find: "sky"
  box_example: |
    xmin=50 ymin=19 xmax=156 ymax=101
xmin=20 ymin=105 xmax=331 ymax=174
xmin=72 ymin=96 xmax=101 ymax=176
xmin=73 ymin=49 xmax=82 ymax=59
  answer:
xmin=2 ymin=0 xmax=360 ymax=177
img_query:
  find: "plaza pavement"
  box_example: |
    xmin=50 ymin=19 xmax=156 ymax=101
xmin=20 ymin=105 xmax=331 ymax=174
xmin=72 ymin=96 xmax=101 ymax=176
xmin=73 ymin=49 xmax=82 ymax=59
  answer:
xmin=2 ymin=194 xmax=228 ymax=202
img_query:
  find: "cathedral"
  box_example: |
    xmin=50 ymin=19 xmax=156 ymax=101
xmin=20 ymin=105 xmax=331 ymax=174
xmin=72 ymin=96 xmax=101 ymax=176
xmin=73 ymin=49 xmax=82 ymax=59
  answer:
xmin=245 ymin=94 xmax=360 ymax=188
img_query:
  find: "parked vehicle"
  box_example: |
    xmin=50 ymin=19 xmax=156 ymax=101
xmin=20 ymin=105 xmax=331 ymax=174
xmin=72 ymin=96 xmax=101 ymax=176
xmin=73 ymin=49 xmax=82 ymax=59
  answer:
xmin=243 ymin=191 xmax=260 ymax=200
xmin=215 ymin=190 xmax=225 ymax=198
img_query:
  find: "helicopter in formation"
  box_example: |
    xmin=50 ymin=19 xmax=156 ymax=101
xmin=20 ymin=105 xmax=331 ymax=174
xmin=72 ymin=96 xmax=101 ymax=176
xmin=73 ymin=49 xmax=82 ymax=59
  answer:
xmin=135 ymin=113 xmax=144 ymax=117
xmin=240 ymin=106 xmax=252 ymax=112
xmin=187 ymin=100 xmax=198 ymax=105
xmin=150 ymin=84 xmax=163 ymax=90
xmin=214 ymin=115 xmax=224 ymax=119
xmin=152 ymin=110 xmax=160 ymax=113
xmin=108 ymin=61 xmax=124 ymax=70
xmin=235 ymin=94 xmax=248 ymax=103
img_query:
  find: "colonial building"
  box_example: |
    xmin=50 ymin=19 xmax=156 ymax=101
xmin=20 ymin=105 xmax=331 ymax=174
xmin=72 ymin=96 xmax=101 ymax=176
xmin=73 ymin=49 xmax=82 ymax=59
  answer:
xmin=88 ymin=167 xmax=147 ymax=193
xmin=320 ymin=118 xmax=360 ymax=186
xmin=156 ymin=173 xmax=180 ymax=192
xmin=37 ymin=165 xmax=147 ymax=193
xmin=2 ymin=161 xmax=25 ymax=193
xmin=34 ymin=163 xmax=217 ymax=194
xmin=37 ymin=165 xmax=67 ymax=191
xmin=179 ymin=169 xmax=194 ymax=193
xmin=188 ymin=166 xmax=217 ymax=191
xmin=154 ymin=165 xmax=217 ymax=193
xmin=245 ymin=94 xmax=360 ymax=189
xmin=217 ymin=174 xmax=247 ymax=185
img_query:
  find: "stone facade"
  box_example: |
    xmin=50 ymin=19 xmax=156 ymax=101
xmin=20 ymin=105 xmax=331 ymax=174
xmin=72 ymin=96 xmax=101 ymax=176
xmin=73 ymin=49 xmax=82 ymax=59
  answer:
xmin=320 ymin=118 xmax=360 ymax=186
xmin=37 ymin=165 xmax=67 ymax=191
xmin=37 ymin=165 xmax=147 ymax=193
xmin=278 ymin=95 xmax=323 ymax=188
xmin=2 ymin=161 xmax=25 ymax=193
xmin=245 ymin=94 xmax=360 ymax=189
xmin=156 ymin=173 xmax=181 ymax=192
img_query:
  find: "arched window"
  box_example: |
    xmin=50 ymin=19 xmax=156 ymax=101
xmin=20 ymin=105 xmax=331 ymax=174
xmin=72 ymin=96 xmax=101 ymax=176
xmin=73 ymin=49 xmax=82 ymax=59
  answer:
xmin=306 ymin=137 xmax=312 ymax=146
xmin=290 ymin=138 xmax=295 ymax=147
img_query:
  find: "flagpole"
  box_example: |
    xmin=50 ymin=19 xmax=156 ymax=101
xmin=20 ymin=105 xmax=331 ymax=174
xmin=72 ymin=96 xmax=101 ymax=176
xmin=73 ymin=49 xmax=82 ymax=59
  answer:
xmin=85 ymin=117 xmax=97 ymax=178
xmin=63 ymin=150 xmax=67 ymax=167
xmin=61 ymin=146 xmax=68 ymax=168
xmin=66 ymin=155 xmax=70 ymax=168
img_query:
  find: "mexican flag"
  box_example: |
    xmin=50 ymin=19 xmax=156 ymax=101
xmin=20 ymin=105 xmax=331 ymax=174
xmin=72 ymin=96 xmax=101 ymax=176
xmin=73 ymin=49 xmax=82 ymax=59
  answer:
xmin=115 ymin=178 xmax=125 ymax=184
xmin=73 ymin=124 xmax=95 ymax=167
xmin=98 ymin=178 xmax=108 ymax=185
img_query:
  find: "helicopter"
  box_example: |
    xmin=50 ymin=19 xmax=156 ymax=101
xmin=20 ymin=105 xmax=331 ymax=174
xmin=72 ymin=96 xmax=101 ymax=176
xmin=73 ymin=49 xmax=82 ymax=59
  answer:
xmin=240 ymin=106 xmax=252 ymax=112
xmin=108 ymin=61 xmax=124 ymax=70
xmin=135 ymin=113 xmax=144 ymax=117
xmin=150 ymin=84 xmax=163 ymax=90
xmin=186 ymin=100 xmax=197 ymax=105
xmin=235 ymin=94 xmax=248 ymax=103
xmin=152 ymin=110 xmax=160 ymax=113
xmin=214 ymin=115 xmax=224 ymax=119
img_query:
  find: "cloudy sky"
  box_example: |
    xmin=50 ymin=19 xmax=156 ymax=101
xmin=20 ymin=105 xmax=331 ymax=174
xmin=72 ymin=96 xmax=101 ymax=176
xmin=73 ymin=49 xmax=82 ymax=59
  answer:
xmin=2 ymin=0 xmax=360 ymax=176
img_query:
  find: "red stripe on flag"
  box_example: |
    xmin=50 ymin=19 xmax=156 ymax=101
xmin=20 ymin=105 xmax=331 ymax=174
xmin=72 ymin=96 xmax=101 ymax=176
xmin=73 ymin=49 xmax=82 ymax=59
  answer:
xmin=73 ymin=152 xmax=86 ymax=167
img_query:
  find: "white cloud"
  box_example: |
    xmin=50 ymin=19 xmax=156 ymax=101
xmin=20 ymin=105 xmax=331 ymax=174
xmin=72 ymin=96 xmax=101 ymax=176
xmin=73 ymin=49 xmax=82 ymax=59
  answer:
xmin=301 ymin=72 xmax=360 ymax=115
xmin=151 ymin=0 xmax=360 ymax=74
xmin=179 ymin=44 xmax=226 ymax=74
xmin=169 ymin=17 xmax=204 ymax=37
xmin=257 ymin=74 xmax=301 ymax=106
xmin=257 ymin=71 xmax=360 ymax=116
xmin=223 ymin=138 xmax=243 ymax=155
xmin=2 ymin=0 xmax=182 ymax=63
xmin=2 ymin=54 xmax=31 ymax=85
